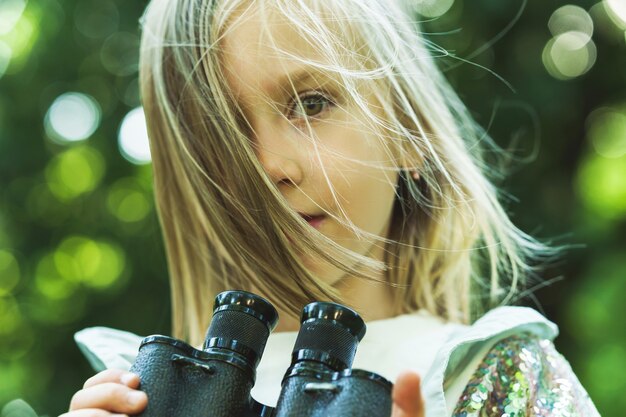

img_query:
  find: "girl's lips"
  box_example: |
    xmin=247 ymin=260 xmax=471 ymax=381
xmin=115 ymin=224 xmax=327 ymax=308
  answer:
xmin=307 ymin=215 xmax=325 ymax=229
xmin=300 ymin=214 xmax=325 ymax=229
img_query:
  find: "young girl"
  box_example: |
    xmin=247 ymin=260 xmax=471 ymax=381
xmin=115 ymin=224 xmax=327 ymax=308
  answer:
xmin=63 ymin=0 xmax=600 ymax=416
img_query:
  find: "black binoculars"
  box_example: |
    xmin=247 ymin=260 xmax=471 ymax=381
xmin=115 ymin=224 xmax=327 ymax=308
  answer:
xmin=129 ymin=290 xmax=393 ymax=417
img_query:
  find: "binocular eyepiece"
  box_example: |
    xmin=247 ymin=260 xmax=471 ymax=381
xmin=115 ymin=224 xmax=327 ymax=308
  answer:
xmin=291 ymin=301 xmax=366 ymax=371
xmin=129 ymin=290 xmax=392 ymax=417
xmin=204 ymin=290 xmax=279 ymax=369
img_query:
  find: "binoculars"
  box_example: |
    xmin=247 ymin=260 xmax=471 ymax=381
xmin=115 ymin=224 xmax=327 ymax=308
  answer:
xmin=129 ymin=290 xmax=392 ymax=417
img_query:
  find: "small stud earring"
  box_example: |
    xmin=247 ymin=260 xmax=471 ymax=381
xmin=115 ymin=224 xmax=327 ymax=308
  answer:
xmin=400 ymin=168 xmax=421 ymax=183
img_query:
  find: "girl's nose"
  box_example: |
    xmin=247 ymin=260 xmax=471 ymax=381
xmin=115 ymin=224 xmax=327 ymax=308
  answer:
xmin=255 ymin=136 xmax=304 ymax=187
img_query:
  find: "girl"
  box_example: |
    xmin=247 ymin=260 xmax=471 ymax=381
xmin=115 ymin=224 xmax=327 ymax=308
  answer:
xmin=64 ymin=0 xmax=600 ymax=416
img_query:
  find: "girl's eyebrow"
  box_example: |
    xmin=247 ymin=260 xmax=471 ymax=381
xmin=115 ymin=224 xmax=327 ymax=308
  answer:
xmin=234 ymin=67 xmax=337 ymax=114
xmin=262 ymin=67 xmax=332 ymax=98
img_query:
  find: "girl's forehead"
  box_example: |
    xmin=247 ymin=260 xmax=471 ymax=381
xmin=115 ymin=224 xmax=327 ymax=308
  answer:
xmin=220 ymin=5 xmax=333 ymax=104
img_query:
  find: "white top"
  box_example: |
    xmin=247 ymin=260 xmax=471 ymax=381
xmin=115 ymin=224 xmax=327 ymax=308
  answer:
xmin=74 ymin=306 xmax=558 ymax=417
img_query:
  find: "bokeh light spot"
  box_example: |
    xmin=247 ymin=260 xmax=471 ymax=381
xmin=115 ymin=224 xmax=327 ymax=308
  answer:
xmin=118 ymin=107 xmax=152 ymax=165
xmin=100 ymin=32 xmax=139 ymax=76
xmin=121 ymin=77 xmax=141 ymax=107
xmin=0 ymin=0 xmax=27 ymax=36
xmin=86 ymin=241 xmax=126 ymax=289
xmin=411 ymin=0 xmax=455 ymax=18
xmin=57 ymin=237 xmax=101 ymax=281
xmin=0 ymin=250 xmax=20 ymax=296
xmin=45 ymin=145 xmax=106 ymax=201
xmin=107 ymin=178 xmax=151 ymax=223
xmin=0 ymin=41 xmax=12 ymax=79
xmin=56 ymin=236 xmax=126 ymax=289
xmin=605 ymin=0 xmax=626 ymax=28
xmin=74 ymin=0 xmax=119 ymax=40
xmin=44 ymin=92 xmax=101 ymax=143
xmin=53 ymin=246 xmax=81 ymax=283
xmin=542 ymin=32 xmax=597 ymax=80
xmin=586 ymin=107 xmax=626 ymax=158
xmin=35 ymin=253 xmax=78 ymax=300
xmin=589 ymin=2 xmax=626 ymax=43
xmin=576 ymin=152 xmax=626 ymax=219
xmin=0 ymin=4 xmax=38 ymax=67
xmin=35 ymin=236 xmax=127 ymax=300
xmin=0 ymin=296 xmax=22 ymax=336
xmin=548 ymin=5 xmax=593 ymax=40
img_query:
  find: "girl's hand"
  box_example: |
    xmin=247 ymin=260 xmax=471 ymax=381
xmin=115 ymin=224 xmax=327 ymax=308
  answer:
xmin=61 ymin=368 xmax=419 ymax=417
xmin=60 ymin=369 xmax=148 ymax=417
xmin=391 ymin=371 xmax=425 ymax=417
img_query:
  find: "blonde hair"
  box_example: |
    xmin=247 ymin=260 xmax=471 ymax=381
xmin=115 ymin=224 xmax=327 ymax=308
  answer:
xmin=139 ymin=0 xmax=554 ymax=345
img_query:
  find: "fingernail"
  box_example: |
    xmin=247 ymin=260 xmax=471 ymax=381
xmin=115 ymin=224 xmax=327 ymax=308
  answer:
xmin=120 ymin=372 xmax=136 ymax=385
xmin=126 ymin=391 xmax=146 ymax=407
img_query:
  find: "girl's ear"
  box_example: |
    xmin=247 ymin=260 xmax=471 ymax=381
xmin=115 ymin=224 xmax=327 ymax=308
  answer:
xmin=407 ymin=168 xmax=420 ymax=181
xmin=396 ymin=137 xmax=425 ymax=181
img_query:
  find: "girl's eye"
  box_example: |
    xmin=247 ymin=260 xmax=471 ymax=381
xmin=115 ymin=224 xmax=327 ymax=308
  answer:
xmin=288 ymin=92 xmax=334 ymax=120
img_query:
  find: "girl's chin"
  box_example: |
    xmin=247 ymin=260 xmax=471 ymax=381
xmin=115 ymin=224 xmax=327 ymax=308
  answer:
xmin=297 ymin=256 xmax=346 ymax=287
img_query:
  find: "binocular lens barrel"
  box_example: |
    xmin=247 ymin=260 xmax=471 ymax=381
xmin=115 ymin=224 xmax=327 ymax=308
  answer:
xmin=204 ymin=290 xmax=279 ymax=368
xmin=292 ymin=302 xmax=366 ymax=371
xmin=130 ymin=291 xmax=392 ymax=417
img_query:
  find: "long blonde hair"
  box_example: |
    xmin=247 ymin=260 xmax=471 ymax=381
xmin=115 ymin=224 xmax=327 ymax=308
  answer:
xmin=139 ymin=0 xmax=553 ymax=345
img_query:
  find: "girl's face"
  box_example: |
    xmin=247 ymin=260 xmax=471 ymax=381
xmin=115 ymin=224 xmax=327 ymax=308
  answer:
xmin=221 ymin=5 xmax=400 ymax=286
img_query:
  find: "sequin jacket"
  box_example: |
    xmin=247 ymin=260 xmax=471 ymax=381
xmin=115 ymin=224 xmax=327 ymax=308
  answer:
xmin=451 ymin=333 xmax=599 ymax=417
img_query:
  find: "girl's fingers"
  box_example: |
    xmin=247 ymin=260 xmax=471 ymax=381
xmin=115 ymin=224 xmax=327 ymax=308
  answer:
xmin=69 ymin=383 xmax=147 ymax=414
xmin=59 ymin=411 xmax=128 ymax=417
xmin=83 ymin=370 xmax=140 ymax=389
xmin=391 ymin=371 xmax=424 ymax=417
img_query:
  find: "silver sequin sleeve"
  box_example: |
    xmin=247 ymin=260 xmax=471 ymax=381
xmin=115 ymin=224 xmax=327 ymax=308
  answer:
xmin=451 ymin=333 xmax=601 ymax=417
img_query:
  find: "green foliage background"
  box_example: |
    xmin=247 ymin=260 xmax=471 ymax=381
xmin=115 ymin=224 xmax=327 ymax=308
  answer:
xmin=0 ymin=0 xmax=624 ymax=416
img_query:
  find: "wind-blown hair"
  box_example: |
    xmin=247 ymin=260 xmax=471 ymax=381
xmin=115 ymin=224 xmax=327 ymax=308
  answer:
xmin=139 ymin=0 xmax=554 ymax=346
